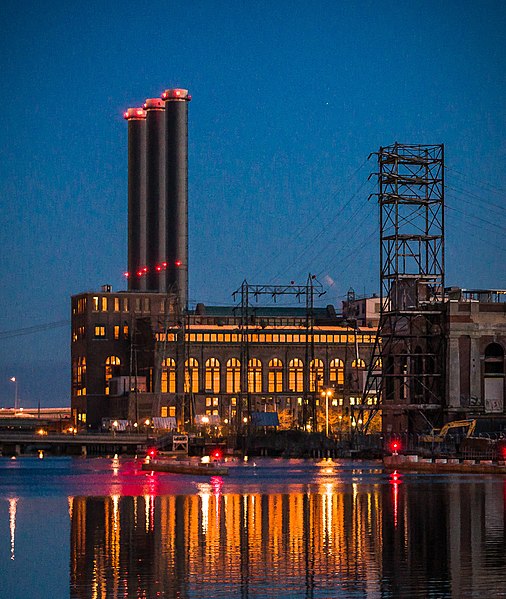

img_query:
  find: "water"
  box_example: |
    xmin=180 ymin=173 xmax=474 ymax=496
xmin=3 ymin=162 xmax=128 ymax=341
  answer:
xmin=0 ymin=457 xmax=505 ymax=598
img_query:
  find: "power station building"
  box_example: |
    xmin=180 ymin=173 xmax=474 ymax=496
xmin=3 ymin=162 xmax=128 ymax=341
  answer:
xmin=70 ymin=88 xmax=378 ymax=432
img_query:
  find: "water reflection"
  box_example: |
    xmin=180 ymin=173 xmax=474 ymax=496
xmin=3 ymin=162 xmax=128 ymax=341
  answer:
xmin=68 ymin=476 xmax=506 ymax=598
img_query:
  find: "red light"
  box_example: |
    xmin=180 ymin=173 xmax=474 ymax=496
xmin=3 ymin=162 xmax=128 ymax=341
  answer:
xmin=136 ymin=109 xmax=143 ymax=116
xmin=143 ymin=266 xmax=148 ymax=272
xmin=136 ymin=270 xmax=143 ymax=277
xmin=212 ymin=449 xmax=223 ymax=461
xmin=123 ymin=111 xmax=128 ymax=119
xmin=147 ymin=448 xmax=157 ymax=458
xmin=175 ymin=90 xmax=181 ymax=96
xmin=175 ymin=260 xmax=182 ymax=267
xmin=391 ymin=441 xmax=400 ymax=453
xmin=124 ymin=272 xmax=130 ymax=278
xmin=162 ymin=262 xmax=167 ymax=268
xmin=161 ymin=92 xmax=167 ymax=99
xmin=156 ymin=265 xmax=161 ymax=272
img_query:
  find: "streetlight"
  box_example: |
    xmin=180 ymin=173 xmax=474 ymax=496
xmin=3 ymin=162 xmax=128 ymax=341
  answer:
xmin=321 ymin=388 xmax=333 ymax=437
xmin=9 ymin=377 xmax=18 ymax=410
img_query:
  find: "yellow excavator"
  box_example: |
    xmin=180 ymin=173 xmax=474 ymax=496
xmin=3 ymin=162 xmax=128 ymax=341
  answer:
xmin=419 ymin=419 xmax=476 ymax=444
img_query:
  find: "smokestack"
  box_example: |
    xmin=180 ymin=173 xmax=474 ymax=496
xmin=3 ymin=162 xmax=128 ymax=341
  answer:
xmin=162 ymin=88 xmax=191 ymax=311
xmin=124 ymin=107 xmax=147 ymax=291
xmin=144 ymin=98 xmax=166 ymax=292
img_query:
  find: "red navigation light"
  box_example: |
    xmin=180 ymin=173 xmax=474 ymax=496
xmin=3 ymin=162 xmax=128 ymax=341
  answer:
xmin=155 ymin=265 xmax=161 ymax=272
xmin=123 ymin=111 xmax=129 ymax=119
xmin=391 ymin=441 xmax=400 ymax=454
xmin=124 ymin=272 xmax=130 ymax=278
xmin=212 ymin=449 xmax=223 ymax=461
xmin=147 ymin=447 xmax=157 ymax=458
xmin=175 ymin=260 xmax=182 ymax=267
xmin=162 ymin=262 xmax=167 ymax=268
xmin=143 ymin=266 xmax=148 ymax=272
xmin=136 ymin=270 xmax=143 ymax=277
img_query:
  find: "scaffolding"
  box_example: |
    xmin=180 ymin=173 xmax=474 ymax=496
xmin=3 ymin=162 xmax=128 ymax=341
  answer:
xmin=361 ymin=143 xmax=446 ymax=434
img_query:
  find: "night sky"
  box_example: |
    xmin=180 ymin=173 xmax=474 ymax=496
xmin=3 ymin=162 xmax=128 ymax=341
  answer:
xmin=0 ymin=0 xmax=505 ymax=407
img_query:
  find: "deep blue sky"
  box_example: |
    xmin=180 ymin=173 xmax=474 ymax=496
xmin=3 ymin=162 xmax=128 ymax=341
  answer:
xmin=0 ymin=0 xmax=505 ymax=407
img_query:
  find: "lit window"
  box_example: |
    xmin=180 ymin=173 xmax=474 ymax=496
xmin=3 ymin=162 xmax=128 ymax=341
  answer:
xmin=123 ymin=298 xmax=129 ymax=312
xmin=114 ymin=298 xmax=120 ymax=312
xmin=212 ymin=409 xmax=218 ymax=416
xmin=330 ymin=359 xmax=344 ymax=386
xmin=248 ymin=358 xmax=262 ymax=393
xmin=289 ymin=359 xmax=304 ymax=392
xmin=169 ymin=406 xmax=176 ymax=417
xmin=114 ymin=326 xmax=120 ymax=340
xmin=161 ymin=358 xmax=176 ymax=393
xmin=352 ymin=359 xmax=366 ymax=369
xmin=94 ymin=325 xmax=106 ymax=338
xmin=268 ymin=358 xmax=283 ymax=392
xmin=206 ymin=397 xmax=212 ymax=407
xmin=101 ymin=297 xmax=108 ymax=312
xmin=205 ymin=358 xmax=220 ymax=393
xmin=92 ymin=296 xmax=99 ymax=311
xmin=184 ymin=358 xmax=199 ymax=393
xmin=310 ymin=359 xmax=324 ymax=392
xmin=104 ymin=356 xmax=121 ymax=395
xmin=212 ymin=397 xmax=219 ymax=407
xmin=123 ymin=324 xmax=129 ymax=338
xmin=231 ymin=397 xmax=237 ymax=406
xmin=226 ymin=358 xmax=241 ymax=393
xmin=161 ymin=406 xmax=168 ymax=417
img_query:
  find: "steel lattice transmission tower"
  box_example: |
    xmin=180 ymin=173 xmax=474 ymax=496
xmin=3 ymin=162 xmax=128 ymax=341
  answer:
xmin=362 ymin=143 xmax=446 ymax=435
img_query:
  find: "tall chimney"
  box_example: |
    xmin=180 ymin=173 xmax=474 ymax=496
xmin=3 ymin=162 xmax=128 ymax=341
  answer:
xmin=124 ymin=107 xmax=147 ymax=291
xmin=144 ymin=98 xmax=166 ymax=292
xmin=162 ymin=88 xmax=191 ymax=311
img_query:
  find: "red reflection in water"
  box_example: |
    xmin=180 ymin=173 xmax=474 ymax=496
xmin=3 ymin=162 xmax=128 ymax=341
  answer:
xmin=389 ymin=470 xmax=401 ymax=528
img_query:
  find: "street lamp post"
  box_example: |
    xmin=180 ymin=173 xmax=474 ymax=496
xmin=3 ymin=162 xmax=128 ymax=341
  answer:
xmin=321 ymin=388 xmax=334 ymax=437
xmin=9 ymin=377 xmax=18 ymax=410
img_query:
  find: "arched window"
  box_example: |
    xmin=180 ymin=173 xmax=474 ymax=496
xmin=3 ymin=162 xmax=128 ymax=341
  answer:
xmin=484 ymin=343 xmax=504 ymax=374
xmin=248 ymin=358 xmax=262 ymax=393
xmin=205 ymin=358 xmax=221 ymax=393
xmin=329 ymin=359 xmax=344 ymax=386
xmin=289 ymin=358 xmax=304 ymax=392
xmin=352 ymin=358 xmax=366 ymax=369
xmin=310 ymin=358 xmax=324 ymax=392
xmin=185 ymin=358 xmax=199 ymax=393
xmin=161 ymin=358 xmax=176 ymax=393
xmin=226 ymin=358 xmax=241 ymax=393
xmin=105 ymin=356 xmax=121 ymax=395
xmin=268 ymin=358 xmax=283 ymax=393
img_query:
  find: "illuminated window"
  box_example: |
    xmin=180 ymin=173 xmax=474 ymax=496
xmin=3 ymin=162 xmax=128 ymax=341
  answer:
xmin=212 ymin=397 xmax=219 ymax=407
xmin=123 ymin=324 xmax=129 ymax=338
xmin=114 ymin=326 xmax=120 ymax=340
xmin=206 ymin=397 xmax=212 ymax=407
xmin=169 ymin=406 xmax=175 ymax=417
xmin=101 ymin=297 xmax=108 ymax=311
xmin=184 ymin=358 xmax=199 ymax=393
xmin=268 ymin=358 xmax=283 ymax=393
xmin=123 ymin=298 xmax=129 ymax=312
xmin=72 ymin=357 xmax=86 ymax=396
xmin=310 ymin=358 xmax=324 ymax=392
xmin=92 ymin=296 xmax=99 ymax=311
xmin=226 ymin=358 xmax=241 ymax=393
xmin=205 ymin=358 xmax=220 ymax=393
xmin=161 ymin=358 xmax=176 ymax=393
xmin=330 ymin=359 xmax=344 ymax=386
xmin=161 ymin=406 xmax=168 ymax=417
xmin=77 ymin=298 xmax=87 ymax=313
xmin=114 ymin=297 xmax=120 ymax=312
xmin=231 ymin=397 xmax=237 ymax=406
xmin=248 ymin=358 xmax=262 ymax=393
xmin=94 ymin=325 xmax=106 ymax=338
xmin=105 ymin=356 xmax=121 ymax=395
xmin=352 ymin=359 xmax=366 ymax=369
xmin=289 ymin=359 xmax=304 ymax=392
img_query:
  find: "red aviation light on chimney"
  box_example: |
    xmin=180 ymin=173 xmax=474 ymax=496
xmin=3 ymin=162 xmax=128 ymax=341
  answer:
xmin=175 ymin=260 xmax=182 ymax=267
xmin=161 ymin=88 xmax=191 ymax=101
xmin=155 ymin=265 xmax=162 ymax=272
xmin=123 ymin=272 xmax=130 ymax=278
xmin=162 ymin=262 xmax=167 ymax=268
xmin=124 ymin=107 xmax=147 ymax=120
xmin=143 ymin=98 xmax=165 ymax=110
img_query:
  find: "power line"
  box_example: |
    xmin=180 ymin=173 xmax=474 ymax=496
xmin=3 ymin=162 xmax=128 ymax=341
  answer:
xmin=0 ymin=320 xmax=69 ymax=340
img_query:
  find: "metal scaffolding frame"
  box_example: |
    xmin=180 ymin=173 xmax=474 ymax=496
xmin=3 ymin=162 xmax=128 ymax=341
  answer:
xmin=361 ymin=143 xmax=446 ymax=434
xmin=232 ymin=276 xmax=325 ymax=431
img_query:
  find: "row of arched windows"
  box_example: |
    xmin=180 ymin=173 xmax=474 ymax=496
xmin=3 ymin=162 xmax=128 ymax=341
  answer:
xmin=161 ymin=357 xmax=367 ymax=394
